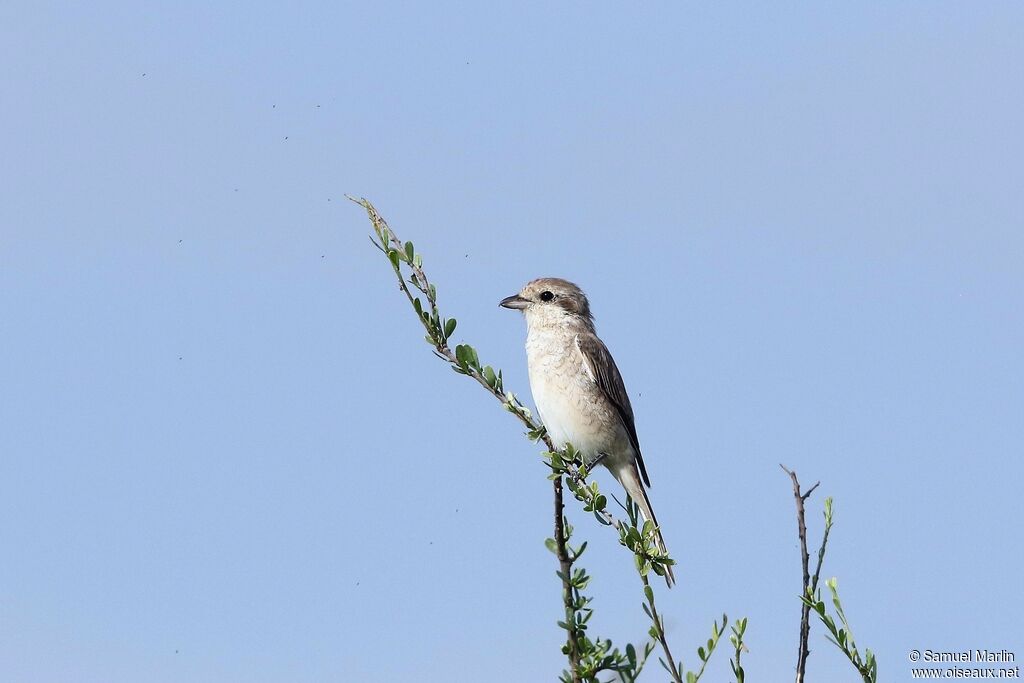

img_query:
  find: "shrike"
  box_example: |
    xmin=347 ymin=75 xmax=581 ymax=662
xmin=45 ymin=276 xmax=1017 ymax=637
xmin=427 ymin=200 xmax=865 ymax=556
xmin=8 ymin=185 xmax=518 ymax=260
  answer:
xmin=500 ymin=278 xmax=674 ymax=587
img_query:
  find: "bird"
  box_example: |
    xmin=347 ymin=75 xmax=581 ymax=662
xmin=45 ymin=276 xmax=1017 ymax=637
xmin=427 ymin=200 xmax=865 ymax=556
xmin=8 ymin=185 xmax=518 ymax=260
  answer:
xmin=500 ymin=278 xmax=674 ymax=586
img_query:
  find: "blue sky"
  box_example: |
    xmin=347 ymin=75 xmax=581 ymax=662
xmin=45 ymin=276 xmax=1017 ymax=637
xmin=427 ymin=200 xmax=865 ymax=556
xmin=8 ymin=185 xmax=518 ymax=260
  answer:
xmin=2 ymin=2 xmax=1022 ymax=681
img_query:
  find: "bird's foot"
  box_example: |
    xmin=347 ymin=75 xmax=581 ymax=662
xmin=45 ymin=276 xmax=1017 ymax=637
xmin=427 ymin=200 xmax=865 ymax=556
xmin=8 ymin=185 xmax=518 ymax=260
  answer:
xmin=570 ymin=452 xmax=608 ymax=484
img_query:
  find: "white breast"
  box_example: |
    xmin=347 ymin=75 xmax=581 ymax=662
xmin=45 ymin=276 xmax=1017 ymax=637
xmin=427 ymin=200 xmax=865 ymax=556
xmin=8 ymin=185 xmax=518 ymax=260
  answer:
xmin=525 ymin=328 xmax=612 ymax=457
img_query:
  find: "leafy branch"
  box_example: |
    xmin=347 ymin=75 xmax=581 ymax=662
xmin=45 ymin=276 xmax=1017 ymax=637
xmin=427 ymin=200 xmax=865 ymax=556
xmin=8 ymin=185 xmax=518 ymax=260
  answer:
xmin=729 ymin=617 xmax=748 ymax=683
xmin=350 ymin=196 xmax=583 ymax=677
xmin=800 ymin=503 xmax=877 ymax=683
xmin=353 ymin=197 xmax=732 ymax=682
xmin=783 ymin=469 xmax=877 ymax=683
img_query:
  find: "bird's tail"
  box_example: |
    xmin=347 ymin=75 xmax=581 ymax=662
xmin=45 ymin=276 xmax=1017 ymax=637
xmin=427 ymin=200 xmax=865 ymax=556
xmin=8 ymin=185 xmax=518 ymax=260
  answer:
xmin=614 ymin=463 xmax=675 ymax=588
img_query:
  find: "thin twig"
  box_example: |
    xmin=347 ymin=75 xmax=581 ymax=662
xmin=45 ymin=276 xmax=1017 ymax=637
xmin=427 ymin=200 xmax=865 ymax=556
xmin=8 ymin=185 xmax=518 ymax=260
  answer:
xmin=809 ymin=504 xmax=831 ymax=602
xmin=640 ymin=574 xmax=681 ymax=683
xmin=780 ymin=464 xmax=819 ymax=683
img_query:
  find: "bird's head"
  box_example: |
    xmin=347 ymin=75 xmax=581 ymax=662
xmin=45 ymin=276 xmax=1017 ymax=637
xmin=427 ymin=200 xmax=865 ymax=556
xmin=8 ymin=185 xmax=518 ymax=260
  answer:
xmin=499 ymin=278 xmax=593 ymax=329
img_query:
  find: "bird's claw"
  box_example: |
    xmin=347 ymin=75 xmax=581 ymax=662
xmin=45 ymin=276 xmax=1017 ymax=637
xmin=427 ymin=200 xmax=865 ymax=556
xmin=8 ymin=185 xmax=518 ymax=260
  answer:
xmin=570 ymin=452 xmax=608 ymax=485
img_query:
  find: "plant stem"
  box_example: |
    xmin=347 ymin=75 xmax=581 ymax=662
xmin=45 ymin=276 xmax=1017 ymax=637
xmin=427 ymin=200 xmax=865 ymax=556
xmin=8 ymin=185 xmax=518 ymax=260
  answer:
xmin=554 ymin=476 xmax=582 ymax=682
xmin=355 ymin=196 xmax=583 ymax=680
xmin=641 ymin=573 xmax=681 ymax=683
xmin=780 ymin=464 xmax=820 ymax=683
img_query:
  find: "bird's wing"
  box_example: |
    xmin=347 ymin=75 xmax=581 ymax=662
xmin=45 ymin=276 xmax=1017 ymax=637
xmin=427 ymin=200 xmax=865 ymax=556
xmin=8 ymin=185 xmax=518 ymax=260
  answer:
xmin=575 ymin=333 xmax=651 ymax=487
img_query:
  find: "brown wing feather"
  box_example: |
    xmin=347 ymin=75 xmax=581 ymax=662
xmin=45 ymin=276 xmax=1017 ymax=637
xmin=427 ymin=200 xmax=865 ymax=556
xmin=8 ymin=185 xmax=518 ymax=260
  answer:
xmin=575 ymin=333 xmax=652 ymax=487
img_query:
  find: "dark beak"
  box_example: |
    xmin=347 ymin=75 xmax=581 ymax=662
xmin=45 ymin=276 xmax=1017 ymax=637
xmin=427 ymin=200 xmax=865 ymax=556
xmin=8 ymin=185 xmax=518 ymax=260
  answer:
xmin=499 ymin=294 xmax=530 ymax=310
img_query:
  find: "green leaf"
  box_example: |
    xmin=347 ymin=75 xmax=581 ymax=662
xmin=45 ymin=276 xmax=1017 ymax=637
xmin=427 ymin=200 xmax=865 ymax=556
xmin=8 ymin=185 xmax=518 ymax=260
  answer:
xmin=404 ymin=241 xmax=414 ymax=261
xmin=444 ymin=318 xmax=457 ymax=338
xmin=545 ymin=538 xmax=558 ymax=555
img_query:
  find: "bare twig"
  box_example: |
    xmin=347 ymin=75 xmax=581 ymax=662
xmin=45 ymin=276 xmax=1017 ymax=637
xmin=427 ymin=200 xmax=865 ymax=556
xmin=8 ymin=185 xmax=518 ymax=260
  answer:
xmin=780 ymin=464 xmax=820 ymax=683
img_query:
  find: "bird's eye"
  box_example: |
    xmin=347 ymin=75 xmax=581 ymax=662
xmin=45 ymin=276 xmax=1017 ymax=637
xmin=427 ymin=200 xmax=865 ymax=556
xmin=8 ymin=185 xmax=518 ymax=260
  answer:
xmin=540 ymin=291 xmax=555 ymax=302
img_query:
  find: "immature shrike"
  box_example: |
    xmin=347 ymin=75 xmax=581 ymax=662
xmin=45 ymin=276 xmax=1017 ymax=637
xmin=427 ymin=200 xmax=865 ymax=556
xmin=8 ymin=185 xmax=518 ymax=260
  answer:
xmin=500 ymin=278 xmax=674 ymax=587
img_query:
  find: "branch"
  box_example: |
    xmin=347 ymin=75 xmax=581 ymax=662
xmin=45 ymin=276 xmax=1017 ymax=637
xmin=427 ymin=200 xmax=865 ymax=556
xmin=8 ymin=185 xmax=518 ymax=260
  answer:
xmin=354 ymin=197 xmax=684 ymax=681
xmin=780 ymin=464 xmax=820 ymax=683
xmin=810 ymin=497 xmax=832 ymax=603
xmin=353 ymin=196 xmax=582 ymax=677
xmin=352 ymin=198 xmax=630 ymax=521
xmin=800 ymin=503 xmax=877 ymax=683
xmin=554 ymin=478 xmax=582 ymax=681
xmin=640 ymin=573 xmax=680 ymax=682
